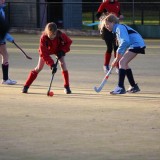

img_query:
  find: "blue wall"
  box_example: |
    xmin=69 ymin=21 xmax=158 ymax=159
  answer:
xmin=131 ymin=25 xmax=160 ymax=39
xmin=63 ymin=0 xmax=82 ymax=29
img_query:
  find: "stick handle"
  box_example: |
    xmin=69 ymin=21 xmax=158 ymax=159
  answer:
xmin=47 ymin=58 xmax=59 ymax=95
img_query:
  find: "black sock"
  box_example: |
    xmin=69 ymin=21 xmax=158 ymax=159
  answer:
xmin=118 ymin=69 xmax=126 ymax=88
xmin=2 ymin=64 xmax=8 ymax=80
xmin=126 ymin=69 xmax=135 ymax=87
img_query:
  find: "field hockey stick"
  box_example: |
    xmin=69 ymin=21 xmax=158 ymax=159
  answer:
xmin=12 ymin=41 xmax=32 ymax=60
xmin=83 ymin=21 xmax=100 ymax=27
xmin=94 ymin=67 xmax=113 ymax=93
xmin=47 ymin=58 xmax=59 ymax=96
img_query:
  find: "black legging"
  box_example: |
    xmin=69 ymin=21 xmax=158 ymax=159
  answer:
xmin=101 ymin=27 xmax=118 ymax=54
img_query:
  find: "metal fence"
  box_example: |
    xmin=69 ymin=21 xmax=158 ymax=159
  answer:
xmin=4 ymin=2 xmax=160 ymax=30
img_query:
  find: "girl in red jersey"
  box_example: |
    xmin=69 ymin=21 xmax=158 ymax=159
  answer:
xmin=22 ymin=22 xmax=72 ymax=94
xmin=96 ymin=0 xmax=124 ymax=73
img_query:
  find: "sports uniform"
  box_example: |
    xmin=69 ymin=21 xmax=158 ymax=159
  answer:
xmin=0 ymin=1 xmax=16 ymax=85
xmin=103 ymin=14 xmax=146 ymax=94
xmin=96 ymin=0 xmax=123 ymax=72
xmin=22 ymin=23 xmax=72 ymax=94
xmin=113 ymin=24 xmax=145 ymax=56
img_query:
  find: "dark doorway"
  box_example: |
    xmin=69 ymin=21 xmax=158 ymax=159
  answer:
xmin=45 ymin=0 xmax=63 ymax=28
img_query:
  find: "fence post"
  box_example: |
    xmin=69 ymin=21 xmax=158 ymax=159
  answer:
xmin=159 ymin=10 xmax=160 ymax=25
xmin=132 ymin=0 xmax=135 ymax=24
xmin=141 ymin=3 xmax=144 ymax=25
xmin=91 ymin=1 xmax=95 ymax=30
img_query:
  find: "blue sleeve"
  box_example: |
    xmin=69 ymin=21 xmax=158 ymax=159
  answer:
xmin=116 ymin=25 xmax=130 ymax=55
xmin=0 ymin=8 xmax=14 ymax=43
xmin=5 ymin=33 xmax=14 ymax=43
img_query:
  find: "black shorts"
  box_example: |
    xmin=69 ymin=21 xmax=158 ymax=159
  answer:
xmin=129 ymin=46 xmax=146 ymax=54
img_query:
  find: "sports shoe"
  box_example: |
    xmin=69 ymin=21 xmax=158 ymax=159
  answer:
xmin=22 ymin=86 xmax=29 ymax=93
xmin=64 ymin=86 xmax=71 ymax=94
xmin=127 ymin=84 xmax=140 ymax=93
xmin=2 ymin=79 xmax=17 ymax=85
xmin=103 ymin=65 xmax=110 ymax=73
xmin=110 ymin=86 xmax=126 ymax=95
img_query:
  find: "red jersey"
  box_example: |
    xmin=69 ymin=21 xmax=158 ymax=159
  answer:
xmin=97 ymin=0 xmax=121 ymax=17
xmin=39 ymin=31 xmax=72 ymax=67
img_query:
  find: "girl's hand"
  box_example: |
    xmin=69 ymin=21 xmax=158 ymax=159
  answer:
xmin=111 ymin=58 xmax=119 ymax=68
xmin=111 ymin=53 xmax=122 ymax=68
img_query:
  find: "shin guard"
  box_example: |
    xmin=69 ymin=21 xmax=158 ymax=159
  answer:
xmin=126 ymin=69 xmax=136 ymax=87
xmin=104 ymin=52 xmax=111 ymax=66
xmin=24 ymin=70 xmax=38 ymax=87
xmin=2 ymin=64 xmax=9 ymax=80
xmin=118 ymin=69 xmax=126 ymax=88
xmin=62 ymin=70 xmax=69 ymax=87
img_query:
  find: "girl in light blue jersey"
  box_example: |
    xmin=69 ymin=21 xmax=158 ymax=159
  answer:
xmin=102 ymin=13 xmax=146 ymax=94
xmin=0 ymin=0 xmax=16 ymax=85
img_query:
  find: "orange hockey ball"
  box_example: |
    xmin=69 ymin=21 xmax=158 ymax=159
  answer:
xmin=49 ymin=91 xmax=54 ymax=97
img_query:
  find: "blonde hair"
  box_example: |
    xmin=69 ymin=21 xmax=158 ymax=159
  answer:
xmin=43 ymin=22 xmax=57 ymax=35
xmin=99 ymin=13 xmax=119 ymax=32
xmin=105 ymin=13 xmax=119 ymax=24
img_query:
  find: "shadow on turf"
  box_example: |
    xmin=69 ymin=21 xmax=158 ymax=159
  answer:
xmin=1 ymin=84 xmax=160 ymax=100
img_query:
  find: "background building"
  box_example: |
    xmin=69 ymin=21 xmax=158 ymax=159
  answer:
xmin=6 ymin=0 xmax=82 ymax=29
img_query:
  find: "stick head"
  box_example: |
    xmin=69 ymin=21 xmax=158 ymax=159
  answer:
xmin=94 ymin=86 xmax=101 ymax=93
xmin=47 ymin=91 xmax=54 ymax=97
xmin=26 ymin=56 xmax=32 ymax=60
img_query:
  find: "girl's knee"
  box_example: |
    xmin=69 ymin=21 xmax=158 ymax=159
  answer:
xmin=60 ymin=65 xmax=67 ymax=71
xmin=34 ymin=67 xmax=42 ymax=73
xmin=119 ymin=59 xmax=126 ymax=69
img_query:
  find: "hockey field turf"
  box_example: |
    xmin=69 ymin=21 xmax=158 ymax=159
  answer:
xmin=0 ymin=34 xmax=160 ymax=160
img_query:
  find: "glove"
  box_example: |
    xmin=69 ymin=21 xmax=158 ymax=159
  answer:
xmin=51 ymin=63 xmax=57 ymax=74
xmin=6 ymin=34 xmax=14 ymax=43
xmin=57 ymin=51 xmax=65 ymax=59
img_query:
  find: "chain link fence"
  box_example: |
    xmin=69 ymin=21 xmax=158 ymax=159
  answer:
xmin=4 ymin=2 xmax=160 ymax=30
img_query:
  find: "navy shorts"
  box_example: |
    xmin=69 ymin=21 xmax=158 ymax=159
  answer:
xmin=129 ymin=46 xmax=146 ymax=54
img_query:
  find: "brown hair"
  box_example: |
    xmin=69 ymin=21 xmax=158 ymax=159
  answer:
xmin=43 ymin=22 xmax=57 ymax=35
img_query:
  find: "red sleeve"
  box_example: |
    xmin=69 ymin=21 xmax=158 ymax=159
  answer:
xmin=97 ymin=2 xmax=108 ymax=13
xmin=39 ymin=35 xmax=54 ymax=67
xmin=59 ymin=33 xmax=72 ymax=53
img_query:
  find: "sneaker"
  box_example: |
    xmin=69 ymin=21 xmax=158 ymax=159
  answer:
xmin=103 ymin=65 xmax=110 ymax=73
xmin=64 ymin=86 xmax=71 ymax=94
xmin=22 ymin=86 xmax=29 ymax=93
xmin=110 ymin=86 xmax=126 ymax=95
xmin=127 ymin=84 xmax=140 ymax=93
xmin=2 ymin=79 xmax=17 ymax=85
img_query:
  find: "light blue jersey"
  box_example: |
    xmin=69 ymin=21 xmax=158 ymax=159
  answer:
xmin=112 ymin=24 xmax=146 ymax=55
